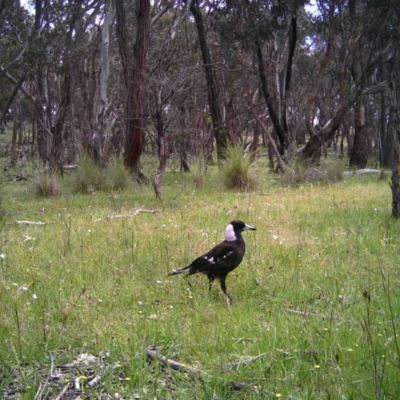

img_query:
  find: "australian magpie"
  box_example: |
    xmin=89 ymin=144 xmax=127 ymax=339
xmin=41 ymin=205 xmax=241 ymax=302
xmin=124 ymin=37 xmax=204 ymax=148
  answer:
xmin=168 ymin=220 xmax=256 ymax=304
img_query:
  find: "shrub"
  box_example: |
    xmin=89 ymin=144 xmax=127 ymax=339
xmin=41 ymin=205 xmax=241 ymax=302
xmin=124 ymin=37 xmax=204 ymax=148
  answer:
xmin=219 ymin=146 xmax=258 ymax=191
xmin=33 ymin=170 xmax=62 ymax=197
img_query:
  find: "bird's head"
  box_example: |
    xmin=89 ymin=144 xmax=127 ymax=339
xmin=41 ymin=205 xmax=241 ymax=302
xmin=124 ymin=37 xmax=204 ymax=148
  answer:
xmin=225 ymin=220 xmax=256 ymax=241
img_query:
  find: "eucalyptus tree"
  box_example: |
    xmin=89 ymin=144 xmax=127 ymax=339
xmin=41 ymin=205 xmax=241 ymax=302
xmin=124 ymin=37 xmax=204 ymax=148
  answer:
xmin=20 ymin=0 xmax=102 ymax=171
xmin=210 ymin=0 xmax=306 ymax=171
xmin=115 ymin=0 xmax=151 ymax=179
xmin=146 ymin=2 xmax=200 ymax=199
xmin=0 ymin=0 xmax=37 ymax=165
xmin=89 ymin=0 xmax=116 ymax=163
xmin=385 ymin=9 xmax=400 ymax=217
xmin=299 ymin=0 xmax=395 ymax=165
xmin=185 ymin=0 xmax=231 ymax=163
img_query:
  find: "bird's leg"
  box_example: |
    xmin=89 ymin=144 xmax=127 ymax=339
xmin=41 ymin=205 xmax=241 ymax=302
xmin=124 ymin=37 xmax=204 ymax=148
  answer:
xmin=208 ymin=276 xmax=215 ymax=292
xmin=184 ymin=274 xmax=193 ymax=287
xmin=219 ymin=277 xmax=233 ymax=305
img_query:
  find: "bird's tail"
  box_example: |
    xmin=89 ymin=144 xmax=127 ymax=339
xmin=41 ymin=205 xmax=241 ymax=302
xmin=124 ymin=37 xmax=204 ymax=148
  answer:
xmin=168 ymin=267 xmax=190 ymax=276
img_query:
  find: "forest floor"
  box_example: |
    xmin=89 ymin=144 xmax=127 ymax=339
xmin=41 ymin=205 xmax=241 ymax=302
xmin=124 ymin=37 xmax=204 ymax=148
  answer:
xmin=0 ymin=154 xmax=399 ymax=399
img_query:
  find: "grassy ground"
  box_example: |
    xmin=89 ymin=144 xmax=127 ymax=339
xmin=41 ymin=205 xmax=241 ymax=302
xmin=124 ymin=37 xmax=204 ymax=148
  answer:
xmin=0 ymin=158 xmax=399 ymax=399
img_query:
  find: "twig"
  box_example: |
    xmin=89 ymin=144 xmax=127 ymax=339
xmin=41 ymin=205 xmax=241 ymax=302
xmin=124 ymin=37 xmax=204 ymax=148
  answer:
xmin=146 ymin=345 xmax=207 ymax=376
xmin=219 ymin=353 xmax=266 ymax=371
xmin=54 ymin=382 xmax=72 ymax=400
xmin=286 ymin=308 xmax=342 ymax=320
xmin=7 ymin=174 xmax=28 ymax=181
xmin=14 ymin=220 xmax=46 ymax=226
xmin=276 ymin=348 xmax=318 ymax=358
xmin=95 ymin=209 xmax=156 ymax=222
xmin=146 ymin=345 xmax=249 ymax=391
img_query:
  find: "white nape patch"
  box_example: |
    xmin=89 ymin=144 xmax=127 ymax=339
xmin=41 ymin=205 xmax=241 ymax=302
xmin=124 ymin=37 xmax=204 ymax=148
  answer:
xmin=225 ymin=224 xmax=237 ymax=241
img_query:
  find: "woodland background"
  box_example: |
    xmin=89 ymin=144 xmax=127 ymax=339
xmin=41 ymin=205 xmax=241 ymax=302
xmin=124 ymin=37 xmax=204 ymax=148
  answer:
xmin=1 ymin=0 xmax=399 ymax=202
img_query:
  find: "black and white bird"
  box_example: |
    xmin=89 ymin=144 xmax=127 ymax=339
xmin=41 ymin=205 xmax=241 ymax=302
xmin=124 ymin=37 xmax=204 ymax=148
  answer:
xmin=168 ymin=220 xmax=256 ymax=304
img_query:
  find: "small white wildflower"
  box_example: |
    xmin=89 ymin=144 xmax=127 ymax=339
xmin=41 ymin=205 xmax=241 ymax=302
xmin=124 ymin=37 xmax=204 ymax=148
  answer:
xmin=0 ymin=253 xmax=5 ymax=259
xmin=272 ymin=235 xmax=279 ymax=240
xmin=138 ymin=301 xmax=144 ymax=306
xmin=156 ymin=280 xmax=162 ymax=284
xmin=19 ymin=285 xmax=29 ymax=292
xmin=32 ymin=294 xmax=37 ymax=300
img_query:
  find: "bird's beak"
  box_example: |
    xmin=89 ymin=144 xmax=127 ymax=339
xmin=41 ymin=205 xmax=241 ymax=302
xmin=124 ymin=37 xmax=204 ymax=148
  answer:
xmin=244 ymin=224 xmax=256 ymax=231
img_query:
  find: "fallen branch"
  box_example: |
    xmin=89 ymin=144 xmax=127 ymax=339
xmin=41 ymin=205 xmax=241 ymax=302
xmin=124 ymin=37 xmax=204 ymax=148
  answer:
xmin=146 ymin=345 xmax=248 ymax=391
xmin=14 ymin=220 xmax=46 ymax=226
xmin=96 ymin=209 xmax=156 ymax=222
xmin=343 ymin=168 xmax=382 ymax=177
xmin=146 ymin=345 xmax=207 ymax=376
xmin=276 ymin=348 xmax=318 ymax=358
xmin=54 ymin=382 xmax=72 ymax=400
xmin=146 ymin=346 xmax=304 ymax=398
xmin=286 ymin=308 xmax=342 ymax=320
xmin=7 ymin=174 xmax=28 ymax=181
xmin=219 ymin=353 xmax=266 ymax=371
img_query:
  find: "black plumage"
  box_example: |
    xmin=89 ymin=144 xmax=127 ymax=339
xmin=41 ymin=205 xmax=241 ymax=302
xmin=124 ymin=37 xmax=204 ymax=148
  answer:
xmin=168 ymin=220 xmax=256 ymax=304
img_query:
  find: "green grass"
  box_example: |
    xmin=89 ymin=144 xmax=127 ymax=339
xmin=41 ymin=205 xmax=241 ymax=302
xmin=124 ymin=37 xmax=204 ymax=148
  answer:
xmin=0 ymin=160 xmax=399 ymax=399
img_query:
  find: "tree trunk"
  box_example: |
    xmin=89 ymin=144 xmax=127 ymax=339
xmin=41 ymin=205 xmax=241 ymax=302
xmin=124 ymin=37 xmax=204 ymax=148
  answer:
xmin=391 ymin=153 xmax=400 ymax=218
xmin=153 ymin=99 xmax=168 ymax=200
xmin=349 ymin=100 xmax=368 ymax=168
xmin=348 ymin=0 xmax=368 ymax=168
xmin=90 ymin=0 xmax=116 ymax=163
xmin=34 ymin=0 xmax=82 ymax=171
xmin=0 ymin=74 xmax=26 ymax=127
xmin=50 ymin=72 xmax=72 ymax=172
xmin=388 ymin=41 xmax=400 ymax=217
xmin=256 ymin=41 xmax=286 ymax=155
xmin=189 ymin=0 xmax=229 ymax=163
xmin=281 ymin=15 xmax=297 ymax=146
xmin=121 ymin=0 xmax=150 ymax=178
xmin=380 ymin=90 xmax=392 ymax=167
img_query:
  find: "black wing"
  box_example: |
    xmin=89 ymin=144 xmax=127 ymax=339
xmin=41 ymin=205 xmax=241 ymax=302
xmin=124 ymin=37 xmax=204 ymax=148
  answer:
xmin=187 ymin=241 xmax=244 ymax=277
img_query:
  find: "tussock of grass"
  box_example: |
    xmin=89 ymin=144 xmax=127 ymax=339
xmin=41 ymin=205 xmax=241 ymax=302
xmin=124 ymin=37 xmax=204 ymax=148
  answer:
xmin=191 ymin=154 xmax=207 ymax=189
xmin=219 ymin=146 xmax=258 ymax=191
xmin=70 ymin=155 xmax=131 ymax=194
xmin=0 ymin=168 xmax=399 ymax=398
xmin=33 ymin=170 xmax=62 ymax=197
xmin=71 ymin=154 xmax=104 ymax=193
xmin=105 ymin=155 xmax=132 ymax=191
xmin=279 ymin=160 xmax=344 ymax=186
